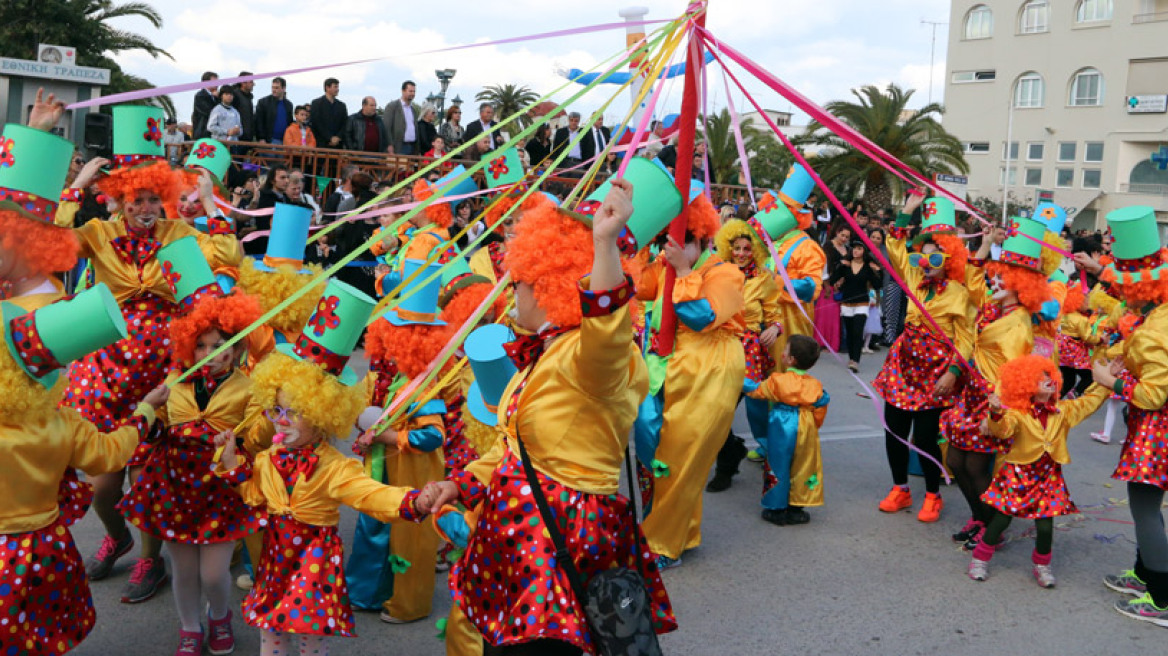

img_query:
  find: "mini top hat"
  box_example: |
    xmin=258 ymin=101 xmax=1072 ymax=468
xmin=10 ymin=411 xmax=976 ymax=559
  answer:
xmin=253 ymin=203 xmax=313 ymax=272
xmin=910 ymin=197 xmax=959 ymax=247
xmin=430 ymin=164 xmax=479 ymax=210
xmin=484 ymin=147 xmax=524 ymax=189
xmin=464 ymin=323 xmax=518 ymax=426
xmin=112 ymin=105 xmax=166 ymax=168
xmin=541 ymin=192 xmax=560 ymax=206
xmin=573 ymin=157 xmax=683 ymax=256
xmin=383 ymin=259 xmax=448 ymax=326
xmin=752 ymin=191 xmax=799 ymax=240
xmin=438 ymin=256 xmax=491 ymax=309
xmin=185 ymin=138 xmax=232 ymax=185
xmin=277 ymin=279 xmax=375 ymax=386
xmin=1000 ymin=216 xmax=1047 ymax=271
xmin=0 ymin=124 xmax=75 ymax=223
xmin=778 ymin=164 xmax=816 ymax=210
xmin=1105 ymin=205 xmax=1168 ymax=283
xmin=3 ymin=283 xmax=128 ymax=388
xmin=157 ymin=236 xmax=222 ymax=307
xmin=1033 ymin=202 xmax=1068 ymax=235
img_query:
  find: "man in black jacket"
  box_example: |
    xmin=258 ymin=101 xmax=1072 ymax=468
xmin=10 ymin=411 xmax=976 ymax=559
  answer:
xmin=461 ymin=102 xmax=498 ymax=150
xmin=254 ymin=77 xmax=294 ymax=144
xmin=309 ymin=78 xmax=348 ymax=149
xmin=191 ymin=71 xmax=218 ymax=139
xmin=344 ymin=97 xmax=390 ymax=153
xmin=580 ymin=116 xmax=610 ymax=163
xmin=230 ymin=72 xmax=256 ymax=142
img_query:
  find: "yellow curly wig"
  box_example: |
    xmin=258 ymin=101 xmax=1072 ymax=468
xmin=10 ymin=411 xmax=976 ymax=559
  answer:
xmin=461 ymin=404 xmax=502 ymax=456
xmin=169 ymin=292 xmax=264 ymax=368
xmin=505 ymin=204 xmax=594 ymax=328
xmin=0 ymin=346 xmax=65 ymax=427
xmin=237 ymin=258 xmax=326 ymax=337
xmin=998 ymin=354 xmax=1062 ymax=412
xmin=1088 ymin=286 xmax=1121 ymax=316
xmin=412 ymin=179 xmax=453 ymax=229
xmin=249 ymin=350 xmax=371 ymax=439
xmin=97 ymin=161 xmax=184 ymax=209
xmin=716 ymin=219 xmax=766 ymax=268
xmin=0 ymin=211 xmax=80 ymax=275
xmin=1040 ymin=231 xmax=1068 ymax=278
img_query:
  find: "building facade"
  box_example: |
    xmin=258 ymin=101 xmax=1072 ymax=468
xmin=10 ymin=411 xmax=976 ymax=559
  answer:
xmin=944 ymin=0 xmax=1168 ymax=234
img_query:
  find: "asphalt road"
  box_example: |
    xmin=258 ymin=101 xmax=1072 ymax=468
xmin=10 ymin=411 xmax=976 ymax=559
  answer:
xmin=68 ymin=348 xmax=1162 ymax=655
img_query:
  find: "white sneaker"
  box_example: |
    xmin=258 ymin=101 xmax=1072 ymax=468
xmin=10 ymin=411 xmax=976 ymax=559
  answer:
xmin=1033 ymin=564 xmax=1056 ymax=588
xmin=968 ymin=557 xmax=990 ymax=581
xmin=1091 ymin=432 xmax=1111 ymax=444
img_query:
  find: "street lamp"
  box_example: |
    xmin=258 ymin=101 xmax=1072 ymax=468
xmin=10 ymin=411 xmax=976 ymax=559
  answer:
xmin=434 ymin=68 xmax=457 ymax=115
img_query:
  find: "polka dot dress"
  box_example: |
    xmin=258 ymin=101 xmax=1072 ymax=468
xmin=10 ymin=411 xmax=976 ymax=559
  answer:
xmin=0 ymin=517 xmax=96 ymax=655
xmin=119 ymin=422 xmax=266 ymax=544
xmin=449 ymin=450 xmax=676 ymax=653
xmin=442 ymin=391 xmax=478 ymax=473
xmin=873 ymin=324 xmax=957 ymax=412
xmin=981 ymin=454 xmax=1077 ymax=519
xmin=941 ymin=372 xmax=1010 ymax=454
xmin=1056 ymin=332 xmax=1091 ymax=370
xmin=1112 ymin=407 xmax=1168 ymax=490
xmin=741 ymin=329 xmax=775 ymax=384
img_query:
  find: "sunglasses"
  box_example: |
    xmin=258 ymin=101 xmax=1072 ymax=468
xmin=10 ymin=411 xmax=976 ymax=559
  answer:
xmin=908 ymin=252 xmax=950 ymax=269
xmin=264 ymin=405 xmax=301 ymax=424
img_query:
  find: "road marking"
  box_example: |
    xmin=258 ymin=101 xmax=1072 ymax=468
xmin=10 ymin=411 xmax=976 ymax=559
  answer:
xmin=820 ymin=425 xmax=883 ymax=442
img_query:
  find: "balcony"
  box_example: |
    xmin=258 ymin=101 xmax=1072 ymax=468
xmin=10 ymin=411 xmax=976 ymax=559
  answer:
xmin=1116 ymin=183 xmax=1168 ymax=211
xmin=1133 ymin=11 xmax=1168 ymax=23
xmin=1120 ymin=183 xmax=1168 ymax=195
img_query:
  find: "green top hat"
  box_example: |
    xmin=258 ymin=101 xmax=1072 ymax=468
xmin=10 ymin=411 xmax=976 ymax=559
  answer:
xmin=1105 ymin=205 xmax=1168 ymax=282
xmin=438 ymin=256 xmax=490 ymax=309
xmin=484 ymin=147 xmax=524 ymax=189
xmin=1000 ymin=216 xmax=1046 ymax=271
xmin=277 ymin=279 xmax=376 ymax=387
xmin=112 ymin=105 xmax=166 ymax=167
xmin=157 ymin=236 xmax=221 ymax=307
xmin=574 ymin=157 xmax=683 ymax=256
xmin=185 ymin=138 xmax=232 ymax=184
xmin=753 ymin=191 xmax=799 ymax=240
xmin=3 ymin=283 xmax=128 ymax=388
xmin=0 ymin=124 xmax=75 ymax=223
xmin=910 ymin=197 xmax=958 ymax=247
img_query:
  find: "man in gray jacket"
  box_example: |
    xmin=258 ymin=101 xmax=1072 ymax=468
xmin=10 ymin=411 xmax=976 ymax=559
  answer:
xmin=344 ymin=97 xmax=390 ymax=153
xmin=382 ymin=80 xmax=420 ymax=155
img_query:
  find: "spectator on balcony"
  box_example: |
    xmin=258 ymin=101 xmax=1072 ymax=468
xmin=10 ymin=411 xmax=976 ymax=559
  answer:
xmin=283 ymin=105 xmax=316 ymax=148
xmin=439 ymin=105 xmax=464 ymax=150
xmin=163 ymin=117 xmax=185 ymax=164
xmin=383 ymin=80 xmax=421 ymax=155
xmin=344 ymin=96 xmax=390 ymax=153
xmin=191 ymin=71 xmax=218 ymax=139
xmin=471 ymin=136 xmax=493 ymax=161
xmin=287 ymin=170 xmax=323 ymax=224
xmin=525 ymin=122 xmax=552 ymax=168
xmin=310 ymin=78 xmax=348 ymax=149
xmin=230 ymin=72 xmax=256 ymax=142
xmin=207 ymin=87 xmax=242 ymax=142
xmin=462 ymin=102 xmax=498 ymax=150
xmin=416 ymin=104 xmax=439 ymax=157
xmin=552 ymin=111 xmax=584 ymax=166
xmin=255 ymin=77 xmax=294 ymax=144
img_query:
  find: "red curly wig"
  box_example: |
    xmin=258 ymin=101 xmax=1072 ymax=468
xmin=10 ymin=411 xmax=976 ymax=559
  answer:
xmin=412 ymin=179 xmax=453 ymax=229
xmin=483 ymin=192 xmax=552 ymax=235
xmin=439 ymin=281 xmax=507 ymax=329
xmin=169 ymin=292 xmax=264 ymax=368
xmin=986 ymin=261 xmax=1051 ymax=314
xmin=167 ymin=169 xmax=227 ymax=222
xmin=998 ymin=354 xmax=1062 ymax=412
xmin=0 ymin=211 xmax=79 ymax=275
xmin=686 ymin=193 xmax=722 ymax=242
xmin=97 ymin=161 xmax=184 ymax=212
xmin=505 ymin=204 xmax=594 ymax=328
xmin=916 ymin=233 xmax=968 ymax=283
xmin=1063 ymin=283 xmax=1087 ymax=316
xmin=365 ymin=319 xmax=448 ymax=379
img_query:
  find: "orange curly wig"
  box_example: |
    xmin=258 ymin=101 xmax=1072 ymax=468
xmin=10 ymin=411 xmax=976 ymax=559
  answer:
xmin=483 ymin=192 xmax=552 ymax=235
xmin=365 ymin=319 xmax=448 ymax=379
xmin=505 ymin=204 xmax=594 ymax=328
xmin=97 ymin=161 xmax=184 ymax=211
xmin=169 ymin=292 xmax=264 ymax=368
xmin=1063 ymin=283 xmax=1087 ymax=316
xmin=412 ymin=179 xmax=453 ymax=229
xmin=987 ymin=261 xmax=1051 ymax=314
xmin=0 ymin=211 xmax=79 ymax=275
xmin=998 ymin=354 xmax=1062 ymax=412
xmin=1111 ymin=249 xmax=1168 ymax=307
xmin=167 ymin=169 xmax=226 ymax=222
xmin=439 ymin=281 xmax=507 ymax=329
xmin=686 ymin=193 xmax=722 ymax=242
xmin=916 ymin=233 xmax=968 ymax=282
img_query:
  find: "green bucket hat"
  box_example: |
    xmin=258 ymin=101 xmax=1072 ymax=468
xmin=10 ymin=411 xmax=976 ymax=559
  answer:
xmin=1105 ymin=205 xmax=1168 ymax=284
xmin=3 ymin=283 xmax=128 ymax=388
xmin=157 ymin=236 xmax=222 ymax=307
xmin=184 ymin=138 xmax=232 ymax=186
xmin=574 ymin=157 xmax=683 ymax=256
xmin=276 ymin=279 xmax=376 ymax=386
xmin=910 ymin=197 xmax=959 ymax=247
xmin=112 ymin=105 xmax=166 ymax=168
xmin=0 ymin=124 xmax=75 ymax=223
xmin=1000 ymin=216 xmax=1047 ymax=272
xmin=484 ymin=147 xmax=524 ymax=189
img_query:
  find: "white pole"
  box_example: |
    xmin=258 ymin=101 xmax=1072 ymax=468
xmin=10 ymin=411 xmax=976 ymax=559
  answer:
xmin=1002 ymin=95 xmax=1015 ymax=225
xmin=619 ymin=6 xmax=650 ymax=127
xmin=920 ymin=20 xmax=947 ymax=106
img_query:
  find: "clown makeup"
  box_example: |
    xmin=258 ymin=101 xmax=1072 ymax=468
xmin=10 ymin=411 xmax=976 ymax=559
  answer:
xmin=177 ymin=187 xmax=201 ymax=222
xmin=731 ymin=237 xmax=753 ymax=269
xmin=194 ymin=329 xmax=241 ymax=377
xmin=921 ymin=242 xmax=946 ymax=279
xmin=1034 ymin=373 xmax=1057 ymax=404
xmin=123 ymin=189 xmax=163 ymax=231
xmin=268 ymin=390 xmax=320 ymax=449
xmin=989 ymin=273 xmax=1010 ymax=301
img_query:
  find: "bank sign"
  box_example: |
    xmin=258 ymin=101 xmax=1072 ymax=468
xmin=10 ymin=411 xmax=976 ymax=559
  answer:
xmin=0 ymin=57 xmax=110 ymax=85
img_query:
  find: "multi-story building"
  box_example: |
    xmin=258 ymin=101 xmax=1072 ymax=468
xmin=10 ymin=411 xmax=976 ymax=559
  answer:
xmin=944 ymin=0 xmax=1168 ymax=235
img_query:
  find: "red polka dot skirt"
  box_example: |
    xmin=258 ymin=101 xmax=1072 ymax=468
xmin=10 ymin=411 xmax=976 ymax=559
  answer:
xmin=981 ymin=454 xmax=1077 ymax=519
xmin=741 ymin=329 xmax=775 ymax=385
xmin=1056 ymin=333 xmax=1091 ymax=370
xmin=1112 ymin=407 xmax=1168 ymax=491
xmin=873 ymin=324 xmax=958 ymax=412
xmin=942 ymin=371 xmax=1011 ymax=454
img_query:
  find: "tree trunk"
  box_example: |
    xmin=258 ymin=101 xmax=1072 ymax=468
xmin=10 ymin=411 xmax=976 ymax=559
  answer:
xmin=863 ymin=181 xmax=892 ymax=213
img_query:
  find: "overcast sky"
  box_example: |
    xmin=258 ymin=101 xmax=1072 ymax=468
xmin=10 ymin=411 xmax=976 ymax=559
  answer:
xmin=107 ymin=0 xmax=952 ymax=128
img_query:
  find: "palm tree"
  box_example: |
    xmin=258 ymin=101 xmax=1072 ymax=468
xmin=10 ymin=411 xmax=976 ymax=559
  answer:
xmin=798 ymin=83 xmax=968 ymax=209
xmin=0 ymin=0 xmax=175 ymax=116
xmin=475 ymin=84 xmax=540 ymax=129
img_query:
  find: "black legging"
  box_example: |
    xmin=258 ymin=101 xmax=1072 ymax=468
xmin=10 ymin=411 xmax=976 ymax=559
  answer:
xmin=884 ymin=404 xmax=944 ymax=494
xmin=946 ymin=446 xmax=995 ymax=524
xmin=1058 ymin=366 xmax=1092 ymax=398
xmin=485 ymin=639 xmax=583 ymax=656
xmin=842 ymin=311 xmax=867 ymax=363
xmin=982 ymin=511 xmax=1053 ymax=554
xmin=1130 ymin=482 xmax=1168 ymax=606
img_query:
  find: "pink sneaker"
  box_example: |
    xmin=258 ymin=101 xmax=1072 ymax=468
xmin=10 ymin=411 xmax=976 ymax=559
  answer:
xmin=207 ymin=610 xmax=235 ymax=655
xmin=174 ymin=629 xmax=203 ymax=656
xmin=1091 ymin=432 xmax=1111 ymax=444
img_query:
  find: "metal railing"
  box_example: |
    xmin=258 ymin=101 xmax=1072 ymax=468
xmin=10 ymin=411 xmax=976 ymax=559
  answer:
xmin=1119 ymin=183 xmax=1168 ymax=196
xmin=1133 ymin=11 xmax=1168 ymax=23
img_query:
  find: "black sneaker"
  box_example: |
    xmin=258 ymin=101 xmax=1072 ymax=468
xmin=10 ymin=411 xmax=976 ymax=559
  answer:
xmin=951 ymin=518 xmax=983 ymax=543
xmin=706 ymin=471 xmax=734 ymax=493
xmin=761 ymin=508 xmax=789 ymax=526
xmin=121 ymin=557 xmax=169 ymax=603
xmin=86 ymin=533 xmax=134 ymax=581
xmin=785 ymin=507 xmax=811 ymax=525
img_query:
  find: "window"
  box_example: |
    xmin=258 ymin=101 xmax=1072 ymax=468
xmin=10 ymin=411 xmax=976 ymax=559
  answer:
xmin=1069 ymin=69 xmax=1104 ymax=106
xmin=1003 ymin=141 xmax=1020 ymax=160
xmin=1076 ymin=0 xmax=1113 ymax=22
xmin=965 ymin=142 xmax=991 ymax=153
xmin=1027 ymin=142 xmax=1045 ymax=160
xmin=1025 ymin=168 xmax=1043 ymax=186
xmin=1000 ymin=167 xmax=1019 ymax=185
xmin=1014 ymin=73 xmax=1045 ymax=108
xmin=965 ymin=5 xmax=994 ymax=39
xmin=1056 ymin=168 xmax=1075 ymax=187
xmin=1085 ymin=142 xmax=1105 ymax=161
xmin=1058 ymin=142 xmax=1077 ymax=161
xmin=1082 ymin=169 xmax=1102 ymax=188
xmin=1020 ymin=0 xmax=1050 ymax=33
xmin=952 ymin=70 xmax=997 ymax=83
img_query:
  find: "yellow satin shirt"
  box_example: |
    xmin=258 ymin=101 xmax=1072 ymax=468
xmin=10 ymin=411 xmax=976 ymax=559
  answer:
xmin=465 ymin=302 xmax=648 ymax=496
xmin=988 ymin=384 xmax=1108 ymax=465
xmin=159 ymin=370 xmax=259 ymax=435
xmin=885 ymin=233 xmax=975 ymax=361
xmin=637 ymin=257 xmax=746 ymax=337
xmin=772 ymin=230 xmax=826 ymax=307
xmin=1121 ymin=304 xmax=1168 ymax=412
xmin=742 ymin=271 xmax=781 ymax=331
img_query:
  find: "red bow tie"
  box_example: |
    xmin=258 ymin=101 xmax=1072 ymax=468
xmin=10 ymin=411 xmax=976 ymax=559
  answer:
xmin=917 ymin=278 xmax=948 ymax=294
xmin=111 ymin=232 xmax=163 ymax=267
xmin=272 ymin=448 xmax=319 ymax=487
xmin=194 ymin=366 xmax=228 ymax=396
xmin=503 ymin=326 xmax=573 ymax=369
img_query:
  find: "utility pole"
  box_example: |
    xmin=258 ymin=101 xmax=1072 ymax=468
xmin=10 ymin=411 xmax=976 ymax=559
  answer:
xmin=920 ymin=20 xmax=947 ymax=105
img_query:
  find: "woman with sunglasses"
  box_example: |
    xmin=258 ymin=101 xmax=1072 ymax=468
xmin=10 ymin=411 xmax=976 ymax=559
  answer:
xmin=873 ymin=194 xmax=973 ymax=523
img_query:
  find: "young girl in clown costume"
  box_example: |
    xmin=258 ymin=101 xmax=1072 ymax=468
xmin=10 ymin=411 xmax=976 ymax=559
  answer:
xmin=215 ymin=279 xmax=434 ymax=655
xmin=874 ymin=194 xmax=974 ymax=523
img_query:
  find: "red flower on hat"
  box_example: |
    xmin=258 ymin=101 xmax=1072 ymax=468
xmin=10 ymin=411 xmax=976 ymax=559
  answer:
xmin=0 ymin=137 xmax=14 ymax=168
xmin=143 ymin=118 xmax=162 ymax=146
xmin=923 ymin=203 xmax=938 ymax=219
xmin=487 ymin=156 xmax=510 ymax=180
xmin=576 ymin=199 xmax=602 ymax=217
xmin=758 ymin=195 xmax=777 ymax=213
xmin=308 ymin=295 xmax=341 ymax=337
xmin=195 ymin=142 xmax=217 ymax=159
xmin=1005 ymin=220 xmax=1021 ymax=239
xmin=161 ymin=261 xmax=182 ymax=290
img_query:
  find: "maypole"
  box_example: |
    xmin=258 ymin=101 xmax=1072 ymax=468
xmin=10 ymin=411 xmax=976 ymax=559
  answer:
xmin=619 ymin=6 xmax=651 ymax=127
